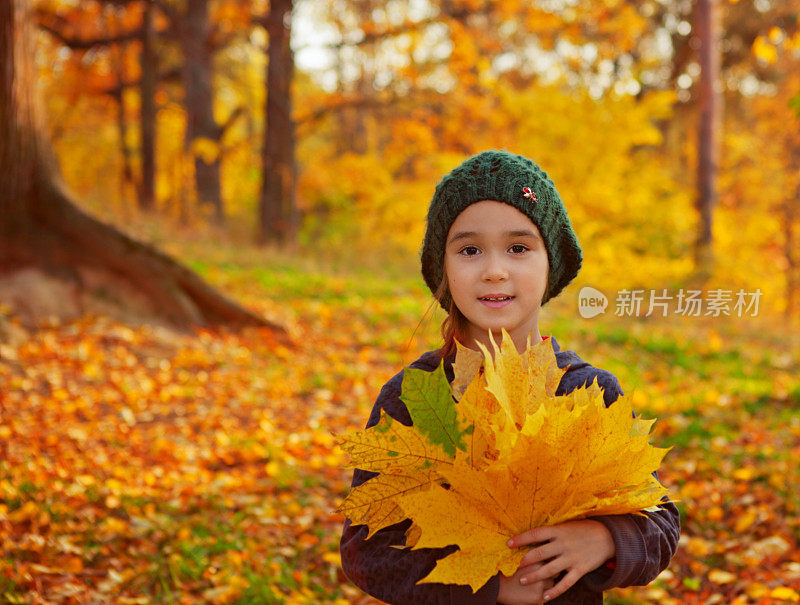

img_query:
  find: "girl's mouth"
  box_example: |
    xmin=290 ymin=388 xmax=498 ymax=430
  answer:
xmin=479 ymin=296 xmax=514 ymax=308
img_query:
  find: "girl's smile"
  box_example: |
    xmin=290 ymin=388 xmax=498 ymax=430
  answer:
xmin=444 ymin=200 xmax=549 ymax=352
xmin=479 ymin=294 xmax=514 ymax=309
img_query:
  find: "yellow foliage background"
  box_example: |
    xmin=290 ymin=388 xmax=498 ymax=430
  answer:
xmin=33 ymin=1 xmax=800 ymax=319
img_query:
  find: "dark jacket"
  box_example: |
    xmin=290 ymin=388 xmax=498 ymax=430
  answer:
xmin=340 ymin=336 xmax=680 ymax=604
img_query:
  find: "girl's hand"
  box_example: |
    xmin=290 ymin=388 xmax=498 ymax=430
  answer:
xmin=497 ymin=562 xmax=554 ymax=605
xmin=507 ymin=519 xmax=616 ymax=602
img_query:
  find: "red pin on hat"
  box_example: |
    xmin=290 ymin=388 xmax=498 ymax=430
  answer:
xmin=522 ymin=187 xmax=537 ymax=202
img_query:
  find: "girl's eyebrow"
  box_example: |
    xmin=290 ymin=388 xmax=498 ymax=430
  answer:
xmin=448 ymin=230 xmax=542 ymax=244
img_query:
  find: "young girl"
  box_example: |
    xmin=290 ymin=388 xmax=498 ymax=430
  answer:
xmin=339 ymin=150 xmax=680 ymax=604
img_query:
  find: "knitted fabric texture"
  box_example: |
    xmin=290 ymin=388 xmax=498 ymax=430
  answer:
xmin=420 ymin=150 xmax=582 ymax=310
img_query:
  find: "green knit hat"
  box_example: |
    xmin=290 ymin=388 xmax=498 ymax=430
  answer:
xmin=421 ymin=150 xmax=582 ymax=310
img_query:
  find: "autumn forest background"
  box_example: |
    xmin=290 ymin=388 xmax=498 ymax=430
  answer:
xmin=1 ymin=0 xmax=800 ymax=603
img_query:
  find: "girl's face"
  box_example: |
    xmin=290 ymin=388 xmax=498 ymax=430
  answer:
xmin=444 ymin=200 xmax=549 ymax=352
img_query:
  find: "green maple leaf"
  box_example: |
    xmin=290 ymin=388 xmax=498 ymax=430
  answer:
xmin=400 ymin=363 xmax=471 ymax=457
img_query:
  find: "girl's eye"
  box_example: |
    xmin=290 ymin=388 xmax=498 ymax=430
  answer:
xmin=509 ymin=244 xmax=529 ymax=254
xmin=459 ymin=245 xmax=480 ymax=256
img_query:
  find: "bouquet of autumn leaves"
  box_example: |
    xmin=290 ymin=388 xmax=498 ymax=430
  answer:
xmin=336 ymin=331 xmax=672 ymax=592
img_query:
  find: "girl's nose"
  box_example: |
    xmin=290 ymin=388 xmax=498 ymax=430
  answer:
xmin=482 ymin=253 xmax=509 ymax=281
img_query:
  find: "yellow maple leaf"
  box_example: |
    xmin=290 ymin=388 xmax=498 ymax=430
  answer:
xmin=457 ymin=373 xmax=510 ymax=469
xmin=338 ymin=468 xmax=441 ymax=540
xmin=451 ymin=340 xmax=483 ymax=401
xmin=337 ymin=329 xmax=672 ymax=592
xmin=337 ymin=412 xmax=453 ymax=539
xmin=338 ymin=412 xmax=453 ymax=474
xmin=475 ymin=331 xmax=529 ymax=430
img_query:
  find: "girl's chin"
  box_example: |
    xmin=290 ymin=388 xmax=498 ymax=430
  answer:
xmin=471 ymin=327 xmax=516 ymax=340
xmin=469 ymin=326 xmax=540 ymax=341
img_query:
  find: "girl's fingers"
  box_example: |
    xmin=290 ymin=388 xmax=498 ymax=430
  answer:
xmin=517 ymin=561 xmax=543 ymax=573
xmin=508 ymin=526 xmax=553 ymax=548
xmin=543 ymin=569 xmax=582 ymax=602
xmin=519 ymin=541 xmax=558 ymax=567
xmin=520 ymin=558 xmax=564 ymax=585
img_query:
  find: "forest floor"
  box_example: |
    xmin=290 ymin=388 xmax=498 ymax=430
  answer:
xmin=1 ymin=237 xmax=799 ymax=604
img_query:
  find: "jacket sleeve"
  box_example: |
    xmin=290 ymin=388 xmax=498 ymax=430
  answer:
xmin=577 ymin=371 xmax=681 ymax=591
xmin=339 ymin=377 xmax=501 ymax=605
xmin=582 ymin=498 xmax=680 ymax=590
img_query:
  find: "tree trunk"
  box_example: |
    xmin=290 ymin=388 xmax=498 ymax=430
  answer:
xmin=104 ymin=8 xmax=137 ymax=211
xmin=114 ymin=66 xmax=137 ymax=211
xmin=259 ymin=0 xmax=296 ymax=244
xmin=182 ymin=0 xmax=224 ymax=225
xmin=334 ymin=36 xmax=349 ymax=155
xmin=0 ymin=0 xmax=279 ymax=333
xmin=351 ymin=67 xmax=370 ymax=154
xmin=694 ymin=0 xmax=722 ymax=276
xmin=140 ymin=0 xmax=157 ymax=211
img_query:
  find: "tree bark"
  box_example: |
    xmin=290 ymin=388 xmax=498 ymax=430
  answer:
xmin=140 ymin=0 xmax=157 ymax=211
xmin=0 ymin=0 xmax=278 ymax=333
xmin=113 ymin=43 xmax=137 ymax=206
xmin=694 ymin=0 xmax=722 ymax=275
xmin=259 ymin=0 xmax=296 ymax=244
xmin=182 ymin=0 xmax=224 ymax=225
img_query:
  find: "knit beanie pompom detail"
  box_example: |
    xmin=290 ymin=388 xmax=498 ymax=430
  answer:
xmin=420 ymin=150 xmax=582 ymax=310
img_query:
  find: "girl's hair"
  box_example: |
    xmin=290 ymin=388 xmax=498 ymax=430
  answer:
xmin=434 ymin=266 xmax=469 ymax=360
